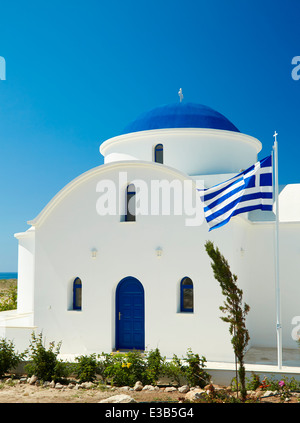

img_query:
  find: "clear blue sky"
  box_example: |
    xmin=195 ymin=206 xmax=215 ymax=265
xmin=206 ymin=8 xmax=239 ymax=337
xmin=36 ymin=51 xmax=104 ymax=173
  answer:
xmin=0 ymin=0 xmax=300 ymax=271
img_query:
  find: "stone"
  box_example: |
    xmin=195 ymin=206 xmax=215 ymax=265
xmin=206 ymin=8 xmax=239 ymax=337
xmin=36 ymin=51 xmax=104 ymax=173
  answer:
xmin=165 ymin=387 xmax=177 ymax=392
xmin=178 ymin=385 xmax=190 ymax=393
xmin=80 ymin=381 xmax=95 ymax=389
xmin=261 ymin=390 xmax=276 ymax=398
xmin=49 ymin=380 xmax=56 ymax=388
xmin=133 ymin=381 xmax=143 ymax=391
xmin=142 ymin=385 xmax=154 ymax=391
xmin=68 ymin=383 xmax=76 ymax=389
xmin=246 ymin=390 xmax=257 ymax=397
xmin=28 ymin=375 xmax=38 ymax=385
xmin=99 ymin=394 xmax=137 ymax=403
xmin=119 ymin=386 xmax=131 ymax=391
xmin=43 ymin=381 xmax=51 ymax=388
xmin=292 ymin=392 xmax=300 ymax=398
xmin=55 ymin=383 xmax=64 ymax=389
xmin=142 ymin=385 xmax=159 ymax=391
xmin=204 ymin=383 xmax=215 ymax=394
xmin=185 ymin=389 xmax=206 ymax=402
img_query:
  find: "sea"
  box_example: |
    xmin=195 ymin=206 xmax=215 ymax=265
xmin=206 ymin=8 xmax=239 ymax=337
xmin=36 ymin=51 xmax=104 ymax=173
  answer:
xmin=0 ymin=272 xmax=18 ymax=279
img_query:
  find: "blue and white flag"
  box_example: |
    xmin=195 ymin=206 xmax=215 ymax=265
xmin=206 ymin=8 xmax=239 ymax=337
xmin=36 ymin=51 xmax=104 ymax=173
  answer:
xmin=199 ymin=155 xmax=273 ymax=231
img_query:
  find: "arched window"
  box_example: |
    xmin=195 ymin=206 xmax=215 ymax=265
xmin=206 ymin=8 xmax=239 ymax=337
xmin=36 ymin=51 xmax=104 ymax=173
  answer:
xmin=125 ymin=183 xmax=136 ymax=222
xmin=73 ymin=277 xmax=82 ymax=310
xmin=154 ymin=144 xmax=163 ymax=164
xmin=180 ymin=277 xmax=193 ymax=312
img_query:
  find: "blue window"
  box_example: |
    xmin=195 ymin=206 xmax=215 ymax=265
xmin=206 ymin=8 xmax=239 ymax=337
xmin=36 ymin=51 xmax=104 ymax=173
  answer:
xmin=73 ymin=277 xmax=82 ymax=310
xmin=125 ymin=183 xmax=136 ymax=222
xmin=154 ymin=144 xmax=163 ymax=164
xmin=180 ymin=277 xmax=193 ymax=312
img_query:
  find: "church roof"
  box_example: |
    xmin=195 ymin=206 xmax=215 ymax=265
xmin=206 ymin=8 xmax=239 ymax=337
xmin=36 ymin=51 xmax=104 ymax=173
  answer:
xmin=121 ymin=102 xmax=240 ymax=135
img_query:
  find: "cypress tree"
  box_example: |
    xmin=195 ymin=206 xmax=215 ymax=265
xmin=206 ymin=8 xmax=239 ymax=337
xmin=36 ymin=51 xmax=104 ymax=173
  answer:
xmin=205 ymin=240 xmax=250 ymax=401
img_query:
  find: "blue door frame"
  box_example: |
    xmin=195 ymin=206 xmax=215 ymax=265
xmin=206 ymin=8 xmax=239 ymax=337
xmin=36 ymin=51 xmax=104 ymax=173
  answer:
xmin=116 ymin=277 xmax=145 ymax=350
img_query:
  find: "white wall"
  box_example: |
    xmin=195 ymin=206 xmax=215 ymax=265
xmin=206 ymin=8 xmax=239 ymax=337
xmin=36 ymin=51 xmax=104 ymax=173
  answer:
xmin=100 ymin=128 xmax=261 ymax=176
xmin=241 ymin=219 xmax=300 ymax=351
xmin=13 ymin=161 xmax=300 ymax=361
xmin=26 ymin=161 xmax=251 ymax=361
xmin=14 ymin=228 xmax=35 ymax=314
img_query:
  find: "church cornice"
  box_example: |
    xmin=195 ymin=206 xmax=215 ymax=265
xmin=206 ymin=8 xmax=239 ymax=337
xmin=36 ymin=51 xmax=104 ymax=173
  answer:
xmin=100 ymin=128 xmax=262 ymax=157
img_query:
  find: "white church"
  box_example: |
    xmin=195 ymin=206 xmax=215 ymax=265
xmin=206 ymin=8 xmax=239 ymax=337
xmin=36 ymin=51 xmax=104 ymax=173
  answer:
xmin=1 ymin=96 xmax=300 ymax=367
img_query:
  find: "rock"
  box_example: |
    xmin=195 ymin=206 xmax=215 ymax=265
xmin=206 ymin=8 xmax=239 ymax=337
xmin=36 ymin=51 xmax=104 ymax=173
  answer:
xmin=133 ymin=381 xmax=143 ymax=391
xmin=246 ymin=390 xmax=257 ymax=397
xmin=204 ymin=383 xmax=215 ymax=394
xmin=165 ymin=387 xmax=177 ymax=392
xmin=80 ymin=382 xmax=95 ymax=389
xmin=28 ymin=375 xmax=38 ymax=385
xmin=67 ymin=383 xmax=76 ymax=389
xmin=99 ymin=394 xmax=137 ymax=403
xmin=185 ymin=389 xmax=206 ymax=402
xmin=261 ymin=390 xmax=275 ymax=398
xmin=142 ymin=385 xmax=156 ymax=391
xmin=49 ymin=380 xmax=56 ymax=388
xmin=178 ymin=385 xmax=190 ymax=394
xmin=119 ymin=386 xmax=131 ymax=391
xmin=55 ymin=383 xmax=64 ymax=389
xmin=292 ymin=392 xmax=300 ymax=398
xmin=43 ymin=381 xmax=51 ymax=388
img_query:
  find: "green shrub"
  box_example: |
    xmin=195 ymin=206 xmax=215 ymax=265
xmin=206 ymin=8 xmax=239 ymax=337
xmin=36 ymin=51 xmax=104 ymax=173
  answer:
xmin=100 ymin=350 xmax=147 ymax=387
xmin=0 ymin=338 xmax=25 ymax=378
xmin=246 ymin=372 xmax=261 ymax=391
xmin=25 ymin=332 xmax=69 ymax=382
xmin=75 ymin=353 xmax=99 ymax=382
xmin=163 ymin=349 xmax=210 ymax=388
xmin=145 ymin=348 xmax=166 ymax=385
xmin=164 ymin=354 xmax=186 ymax=386
xmin=183 ymin=349 xmax=210 ymax=388
xmin=97 ymin=347 xmax=210 ymax=388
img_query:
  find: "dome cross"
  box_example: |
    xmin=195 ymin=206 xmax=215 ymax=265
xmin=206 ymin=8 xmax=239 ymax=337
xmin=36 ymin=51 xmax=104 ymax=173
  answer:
xmin=178 ymin=88 xmax=183 ymax=102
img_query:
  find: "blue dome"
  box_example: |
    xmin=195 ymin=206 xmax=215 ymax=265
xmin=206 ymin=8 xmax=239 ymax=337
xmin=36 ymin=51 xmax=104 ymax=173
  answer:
xmin=121 ymin=102 xmax=239 ymax=135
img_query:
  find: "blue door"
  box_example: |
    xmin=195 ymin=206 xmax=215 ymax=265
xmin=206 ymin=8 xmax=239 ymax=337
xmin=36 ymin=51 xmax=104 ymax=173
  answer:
xmin=116 ymin=277 xmax=145 ymax=350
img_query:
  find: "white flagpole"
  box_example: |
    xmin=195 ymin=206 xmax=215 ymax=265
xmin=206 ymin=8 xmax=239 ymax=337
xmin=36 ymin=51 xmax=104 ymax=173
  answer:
xmin=273 ymin=131 xmax=282 ymax=369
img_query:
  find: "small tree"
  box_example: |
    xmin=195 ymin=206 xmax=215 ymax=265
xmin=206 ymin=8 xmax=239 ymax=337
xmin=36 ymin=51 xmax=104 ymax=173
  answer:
xmin=205 ymin=241 xmax=250 ymax=401
xmin=25 ymin=332 xmax=68 ymax=382
xmin=75 ymin=353 xmax=99 ymax=383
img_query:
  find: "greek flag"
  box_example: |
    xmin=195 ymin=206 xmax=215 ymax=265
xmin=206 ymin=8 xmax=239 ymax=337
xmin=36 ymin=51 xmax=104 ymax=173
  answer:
xmin=200 ymin=155 xmax=273 ymax=231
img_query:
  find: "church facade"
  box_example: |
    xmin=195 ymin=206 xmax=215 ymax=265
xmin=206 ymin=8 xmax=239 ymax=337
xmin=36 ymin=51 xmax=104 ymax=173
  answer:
xmin=1 ymin=101 xmax=300 ymax=363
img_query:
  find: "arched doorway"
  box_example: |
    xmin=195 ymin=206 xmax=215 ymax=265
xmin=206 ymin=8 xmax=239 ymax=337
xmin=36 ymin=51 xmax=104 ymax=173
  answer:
xmin=116 ymin=277 xmax=145 ymax=350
